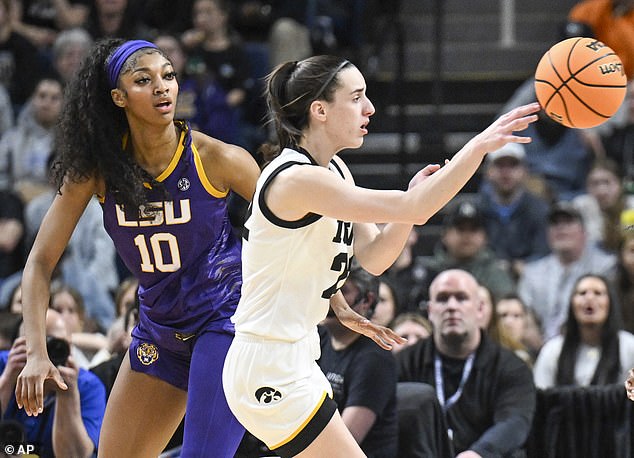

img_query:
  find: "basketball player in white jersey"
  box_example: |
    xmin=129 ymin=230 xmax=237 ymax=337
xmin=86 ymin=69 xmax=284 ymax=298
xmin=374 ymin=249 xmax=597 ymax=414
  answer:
xmin=223 ymin=55 xmax=540 ymax=457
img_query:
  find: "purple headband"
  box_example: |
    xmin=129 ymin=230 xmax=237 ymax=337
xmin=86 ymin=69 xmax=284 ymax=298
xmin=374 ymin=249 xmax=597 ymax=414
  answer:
xmin=106 ymin=40 xmax=159 ymax=88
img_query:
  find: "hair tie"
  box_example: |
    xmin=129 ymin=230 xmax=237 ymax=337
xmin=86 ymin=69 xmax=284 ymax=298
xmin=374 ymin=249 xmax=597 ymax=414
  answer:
xmin=314 ymin=60 xmax=349 ymax=100
xmin=106 ymin=40 xmax=158 ymax=89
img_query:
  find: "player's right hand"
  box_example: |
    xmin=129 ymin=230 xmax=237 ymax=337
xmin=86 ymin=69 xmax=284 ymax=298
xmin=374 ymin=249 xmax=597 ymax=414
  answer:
xmin=15 ymin=356 xmax=68 ymax=416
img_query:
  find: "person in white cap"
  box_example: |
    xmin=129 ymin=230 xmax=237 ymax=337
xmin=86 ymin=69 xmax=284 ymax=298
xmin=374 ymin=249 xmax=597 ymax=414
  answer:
xmin=477 ymin=142 xmax=550 ymax=279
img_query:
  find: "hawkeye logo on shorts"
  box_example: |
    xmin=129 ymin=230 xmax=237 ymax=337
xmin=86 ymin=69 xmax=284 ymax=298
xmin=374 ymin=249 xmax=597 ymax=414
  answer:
xmin=255 ymin=387 xmax=282 ymax=404
xmin=137 ymin=343 xmax=159 ymax=366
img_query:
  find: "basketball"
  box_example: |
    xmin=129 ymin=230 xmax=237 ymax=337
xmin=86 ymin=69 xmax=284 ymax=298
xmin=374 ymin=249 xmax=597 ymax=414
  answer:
xmin=534 ymin=37 xmax=627 ymax=128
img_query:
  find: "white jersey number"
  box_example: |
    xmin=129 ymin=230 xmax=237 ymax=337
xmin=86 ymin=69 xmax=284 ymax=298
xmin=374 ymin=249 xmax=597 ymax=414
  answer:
xmin=134 ymin=233 xmax=182 ymax=273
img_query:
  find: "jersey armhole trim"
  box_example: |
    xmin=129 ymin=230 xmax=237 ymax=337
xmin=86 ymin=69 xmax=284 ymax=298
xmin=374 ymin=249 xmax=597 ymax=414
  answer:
xmin=192 ymin=143 xmax=228 ymax=198
xmin=260 ymin=161 xmax=321 ymax=228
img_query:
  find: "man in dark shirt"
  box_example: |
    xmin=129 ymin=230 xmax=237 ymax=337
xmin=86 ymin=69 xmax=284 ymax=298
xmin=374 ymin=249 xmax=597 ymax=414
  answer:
xmin=396 ymin=269 xmax=535 ymax=458
xmin=318 ymin=263 xmax=398 ymax=458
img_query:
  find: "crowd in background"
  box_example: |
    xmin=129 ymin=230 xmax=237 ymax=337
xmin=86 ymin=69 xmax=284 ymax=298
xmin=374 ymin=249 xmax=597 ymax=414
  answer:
xmin=0 ymin=0 xmax=634 ymax=457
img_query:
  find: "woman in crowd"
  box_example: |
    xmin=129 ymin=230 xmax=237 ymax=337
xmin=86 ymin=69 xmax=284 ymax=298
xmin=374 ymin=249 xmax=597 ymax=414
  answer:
xmin=534 ymin=274 xmax=634 ymax=388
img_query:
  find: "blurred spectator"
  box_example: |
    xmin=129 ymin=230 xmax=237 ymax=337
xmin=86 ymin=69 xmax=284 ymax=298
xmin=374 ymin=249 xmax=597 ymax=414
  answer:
xmin=495 ymin=293 xmax=536 ymax=365
xmin=389 ymin=311 xmax=431 ymax=355
xmin=478 ymin=142 xmax=550 ymax=279
xmin=154 ymin=33 xmax=242 ymax=145
xmin=0 ymin=76 xmax=62 ymax=202
xmin=371 ymin=277 xmax=401 ymax=327
xmin=418 ymin=200 xmax=516 ymax=303
xmin=601 ymin=80 xmax=634 ymax=179
xmin=90 ymin=285 xmax=138 ymax=397
xmin=318 ymin=262 xmax=398 ymax=457
xmin=181 ymin=0 xmax=253 ymax=147
xmin=0 ymin=0 xmax=46 ymax=110
xmin=0 ymin=82 xmax=13 ymax=136
xmin=396 ymin=269 xmax=536 ymax=457
xmin=266 ymin=1 xmax=312 ymax=67
xmin=49 ymin=27 xmax=92 ymax=86
xmin=24 ymin=192 xmax=118 ymax=332
xmin=263 ymin=0 xmax=375 ymax=67
xmin=50 ymin=283 xmax=108 ymax=368
xmin=477 ymin=284 xmax=494 ymax=331
xmin=141 ymin=0 xmax=193 ymax=35
xmin=0 ymin=308 xmax=106 ymax=457
xmin=572 ymin=158 xmax=628 ymax=252
xmin=0 ymin=310 xmax=20 ymax=350
xmin=614 ymin=229 xmax=634 ymax=333
xmin=112 ymin=275 xmax=138 ymax=317
xmin=3 ymin=282 xmax=21 ymax=313
xmin=495 ymin=293 xmax=531 ymax=351
xmin=0 ymin=189 xmax=24 ymax=285
xmin=568 ymin=0 xmax=634 ymax=80
xmin=533 ymin=274 xmax=634 ymax=388
xmin=479 ymin=284 xmax=533 ymax=367
xmin=382 ymin=227 xmax=427 ymax=313
xmin=82 ymin=0 xmax=151 ymax=40
xmin=518 ymin=202 xmax=617 ymax=340
xmin=378 ymin=280 xmax=402 ymax=323
xmin=523 ymin=111 xmax=594 ymax=202
xmin=10 ymin=0 xmax=90 ymax=49
xmin=523 ymin=307 xmax=545 ymax=360
xmin=89 ymin=276 xmax=138 ymax=368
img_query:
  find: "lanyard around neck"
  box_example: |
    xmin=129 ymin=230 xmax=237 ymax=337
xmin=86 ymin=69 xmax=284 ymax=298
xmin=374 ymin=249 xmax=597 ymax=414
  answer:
xmin=434 ymin=351 xmax=475 ymax=412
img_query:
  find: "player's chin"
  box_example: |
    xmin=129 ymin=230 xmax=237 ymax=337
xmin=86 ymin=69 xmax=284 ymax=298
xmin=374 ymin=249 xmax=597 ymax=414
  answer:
xmin=349 ymin=136 xmax=365 ymax=149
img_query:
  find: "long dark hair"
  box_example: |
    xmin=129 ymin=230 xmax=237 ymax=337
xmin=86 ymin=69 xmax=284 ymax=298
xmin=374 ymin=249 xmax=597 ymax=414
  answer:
xmin=52 ymin=38 xmax=170 ymax=209
xmin=261 ymin=55 xmax=352 ymax=162
xmin=556 ymin=274 xmax=622 ymax=385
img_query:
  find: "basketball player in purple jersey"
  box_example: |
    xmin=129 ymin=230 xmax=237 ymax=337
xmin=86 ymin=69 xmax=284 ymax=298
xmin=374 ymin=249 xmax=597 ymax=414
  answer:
xmin=15 ymin=39 xmax=260 ymax=457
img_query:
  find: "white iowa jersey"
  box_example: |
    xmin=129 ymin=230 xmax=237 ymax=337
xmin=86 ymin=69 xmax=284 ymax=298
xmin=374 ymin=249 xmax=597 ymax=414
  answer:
xmin=233 ymin=147 xmax=355 ymax=342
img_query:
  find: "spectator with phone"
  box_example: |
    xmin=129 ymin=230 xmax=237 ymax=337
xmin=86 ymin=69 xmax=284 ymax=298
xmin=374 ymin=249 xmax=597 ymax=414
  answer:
xmin=0 ymin=308 xmax=106 ymax=457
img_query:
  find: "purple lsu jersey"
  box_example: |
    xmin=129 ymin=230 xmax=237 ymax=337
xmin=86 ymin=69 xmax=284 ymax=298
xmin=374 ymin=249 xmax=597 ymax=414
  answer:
xmin=101 ymin=122 xmax=242 ymax=345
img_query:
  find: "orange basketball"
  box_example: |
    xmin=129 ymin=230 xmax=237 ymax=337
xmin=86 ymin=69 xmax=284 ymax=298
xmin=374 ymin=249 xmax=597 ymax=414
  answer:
xmin=534 ymin=37 xmax=627 ymax=128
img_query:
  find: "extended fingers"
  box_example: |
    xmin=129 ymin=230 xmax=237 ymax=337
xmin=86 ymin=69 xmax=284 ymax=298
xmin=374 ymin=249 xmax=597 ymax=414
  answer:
xmin=502 ymin=102 xmax=541 ymax=120
xmin=383 ymin=327 xmax=407 ymax=345
xmin=16 ymin=375 xmax=44 ymax=416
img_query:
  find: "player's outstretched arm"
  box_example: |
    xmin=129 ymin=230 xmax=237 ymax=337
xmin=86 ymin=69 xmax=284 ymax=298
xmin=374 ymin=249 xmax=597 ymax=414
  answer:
xmin=16 ymin=177 xmax=96 ymax=415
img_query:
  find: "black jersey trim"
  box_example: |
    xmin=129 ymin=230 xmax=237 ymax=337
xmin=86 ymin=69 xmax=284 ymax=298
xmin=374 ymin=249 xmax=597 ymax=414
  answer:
xmin=329 ymin=157 xmax=346 ymax=179
xmin=271 ymin=393 xmax=337 ymax=457
xmin=259 ymin=161 xmax=322 ymax=229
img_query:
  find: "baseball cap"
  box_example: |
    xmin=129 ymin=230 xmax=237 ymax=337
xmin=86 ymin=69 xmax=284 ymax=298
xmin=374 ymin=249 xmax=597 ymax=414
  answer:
xmin=443 ymin=200 xmax=484 ymax=228
xmin=548 ymin=201 xmax=583 ymax=224
xmin=486 ymin=143 xmax=526 ymax=164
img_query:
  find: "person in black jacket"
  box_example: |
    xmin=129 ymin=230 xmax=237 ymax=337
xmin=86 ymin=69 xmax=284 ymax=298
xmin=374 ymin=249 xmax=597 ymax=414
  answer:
xmin=396 ymin=268 xmax=536 ymax=458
